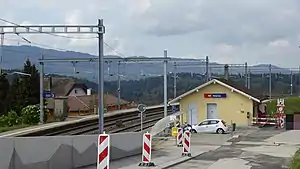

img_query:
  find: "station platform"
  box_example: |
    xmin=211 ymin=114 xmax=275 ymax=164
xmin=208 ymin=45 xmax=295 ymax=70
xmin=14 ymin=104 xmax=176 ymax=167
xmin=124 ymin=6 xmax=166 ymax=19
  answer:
xmin=84 ymin=134 xmax=232 ymax=169
xmin=0 ymin=115 xmax=94 ymax=137
xmin=0 ymin=104 xmax=171 ymax=137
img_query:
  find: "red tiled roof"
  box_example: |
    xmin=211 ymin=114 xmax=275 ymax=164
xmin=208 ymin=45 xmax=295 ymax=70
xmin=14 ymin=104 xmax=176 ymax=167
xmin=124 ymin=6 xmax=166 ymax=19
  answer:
xmin=47 ymin=94 xmax=130 ymax=111
xmin=44 ymin=77 xmax=87 ymax=96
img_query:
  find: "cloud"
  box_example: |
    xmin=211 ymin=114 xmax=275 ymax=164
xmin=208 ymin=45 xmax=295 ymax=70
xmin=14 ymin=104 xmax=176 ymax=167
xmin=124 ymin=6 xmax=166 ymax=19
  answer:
xmin=268 ymin=40 xmax=290 ymax=48
xmin=1 ymin=0 xmax=300 ymax=67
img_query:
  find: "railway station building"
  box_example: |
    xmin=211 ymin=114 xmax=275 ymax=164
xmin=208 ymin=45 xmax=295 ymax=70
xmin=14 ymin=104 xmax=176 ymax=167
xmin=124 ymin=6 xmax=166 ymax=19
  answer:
xmin=168 ymin=78 xmax=267 ymax=126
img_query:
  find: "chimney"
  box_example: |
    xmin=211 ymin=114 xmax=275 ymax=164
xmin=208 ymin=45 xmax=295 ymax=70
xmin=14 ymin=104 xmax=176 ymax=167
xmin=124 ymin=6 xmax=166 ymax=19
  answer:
xmin=224 ymin=64 xmax=229 ymax=80
xmin=46 ymin=76 xmax=52 ymax=91
xmin=87 ymin=88 xmax=92 ymax=95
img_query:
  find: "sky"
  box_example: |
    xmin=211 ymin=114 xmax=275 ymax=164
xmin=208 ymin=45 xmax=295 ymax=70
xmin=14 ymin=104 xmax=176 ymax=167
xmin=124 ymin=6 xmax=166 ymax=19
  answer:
xmin=1 ymin=0 xmax=300 ymax=68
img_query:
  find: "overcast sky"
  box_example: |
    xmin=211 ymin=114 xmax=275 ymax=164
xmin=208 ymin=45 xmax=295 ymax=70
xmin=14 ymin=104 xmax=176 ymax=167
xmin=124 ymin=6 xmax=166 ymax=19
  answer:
xmin=1 ymin=0 xmax=300 ymax=67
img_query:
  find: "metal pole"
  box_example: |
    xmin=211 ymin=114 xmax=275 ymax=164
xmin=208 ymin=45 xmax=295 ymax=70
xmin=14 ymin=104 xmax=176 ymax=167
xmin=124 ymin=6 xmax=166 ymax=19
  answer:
xmin=117 ymin=61 xmax=121 ymax=110
xmin=269 ymin=64 xmax=272 ymax=99
xmin=290 ymin=71 xmax=293 ymax=96
xmin=0 ymin=33 xmax=4 ymax=75
xmin=164 ymin=49 xmax=168 ymax=118
xmin=39 ymin=54 xmax=44 ymax=124
xmin=245 ymin=62 xmax=248 ymax=88
xmin=173 ymin=62 xmax=177 ymax=99
xmin=298 ymin=66 xmax=300 ymax=96
xmin=206 ymin=56 xmax=209 ymax=82
xmin=98 ymin=19 xmax=104 ymax=133
xmin=247 ymin=69 xmax=251 ymax=89
xmin=140 ymin=112 xmax=143 ymax=131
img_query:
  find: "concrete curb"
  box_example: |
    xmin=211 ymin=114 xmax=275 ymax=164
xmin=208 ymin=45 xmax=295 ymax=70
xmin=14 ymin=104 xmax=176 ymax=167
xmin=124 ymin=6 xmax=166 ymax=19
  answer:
xmin=235 ymin=141 xmax=280 ymax=146
xmin=159 ymin=149 xmax=217 ymax=169
xmin=273 ymin=142 xmax=300 ymax=146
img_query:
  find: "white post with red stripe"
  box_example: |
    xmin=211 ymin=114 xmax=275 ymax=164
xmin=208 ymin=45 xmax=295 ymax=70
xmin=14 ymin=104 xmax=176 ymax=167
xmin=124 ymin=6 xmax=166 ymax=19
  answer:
xmin=182 ymin=130 xmax=191 ymax=157
xmin=97 ymin=132 xmax=110 ymax=169
xmin=139 ymin=132 xmax=155 ymax=166
xmin=177 ymin=128 xmax=183 ymax=147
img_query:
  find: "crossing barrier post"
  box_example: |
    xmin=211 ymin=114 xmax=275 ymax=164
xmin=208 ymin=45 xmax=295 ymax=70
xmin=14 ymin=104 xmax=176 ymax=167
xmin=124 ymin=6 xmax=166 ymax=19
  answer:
xmin=182 ymin=130 xmax=191 ymax=157
xmin=139 ymin=132 xmax=155 ymax=166
xmin=177 ymin=128 xmax=183 ymax=147
xmin=97 ymin=131 xmax=110 ymax=169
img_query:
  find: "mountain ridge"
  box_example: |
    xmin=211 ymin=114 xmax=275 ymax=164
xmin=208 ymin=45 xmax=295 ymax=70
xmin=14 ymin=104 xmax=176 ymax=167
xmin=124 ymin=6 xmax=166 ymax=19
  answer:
xmin=0 ymin=45 xmax=291 ymax=82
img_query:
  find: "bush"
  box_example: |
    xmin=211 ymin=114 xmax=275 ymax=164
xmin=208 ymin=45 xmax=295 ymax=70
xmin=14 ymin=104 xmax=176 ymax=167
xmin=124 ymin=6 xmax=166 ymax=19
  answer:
xmin=0 ymin=111 xmax=22 ymax=127
xmin=21 ymin=104 xmax=39 ymax=125
xmin=0 ymin=115 xmax=7 ymax=127
xmin=21 ymin=104 xmax=49 ymax=125
xmin=266 ymin=97 xmax=300 ymax=115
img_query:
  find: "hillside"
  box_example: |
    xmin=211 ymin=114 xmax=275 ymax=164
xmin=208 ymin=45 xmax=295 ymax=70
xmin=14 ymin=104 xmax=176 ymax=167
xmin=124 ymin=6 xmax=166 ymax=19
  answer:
xmin=76 ymin=72 xmax=300 ymax=105
xmin=1 ymin=45 xmax=291 ymax=82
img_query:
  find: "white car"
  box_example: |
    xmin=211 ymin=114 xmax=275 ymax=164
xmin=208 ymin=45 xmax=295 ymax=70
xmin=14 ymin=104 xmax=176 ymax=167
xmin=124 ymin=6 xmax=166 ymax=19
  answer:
xmin=190 ymin=119 xmax=228 ymax=134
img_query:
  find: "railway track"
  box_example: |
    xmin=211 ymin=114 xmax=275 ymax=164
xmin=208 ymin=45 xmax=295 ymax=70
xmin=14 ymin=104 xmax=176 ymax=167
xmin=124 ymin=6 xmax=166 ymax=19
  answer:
xmin=60 ymin=111 xmax=168 ymax=135
xmin=17 ymin=105 xmax=177 ymax=136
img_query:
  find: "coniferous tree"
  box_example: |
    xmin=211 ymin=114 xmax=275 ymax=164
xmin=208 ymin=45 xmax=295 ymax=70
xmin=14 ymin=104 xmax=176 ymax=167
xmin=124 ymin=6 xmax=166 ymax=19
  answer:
xmin=21 ymin=59 xmax=40 ymax=105
xmin=9 ymin=59 xmax=40 ymax=114
xmin=0 ymin=73 xmax=10 ymax=115
xmin=9 ymin=77 xmax=24 ymax=114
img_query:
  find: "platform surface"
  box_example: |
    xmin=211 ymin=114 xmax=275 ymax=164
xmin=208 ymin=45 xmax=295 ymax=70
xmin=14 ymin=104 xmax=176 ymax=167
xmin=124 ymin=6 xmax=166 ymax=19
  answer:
xmin=84 ymin=133 xmax=233 ymax=169
xmin=0 ymin=115 xmax=95 ymax=137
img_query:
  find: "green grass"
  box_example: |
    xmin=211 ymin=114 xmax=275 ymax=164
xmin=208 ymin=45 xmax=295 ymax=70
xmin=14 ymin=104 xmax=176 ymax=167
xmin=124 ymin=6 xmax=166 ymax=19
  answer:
xmin=266 ymin=97 xmax=300 ymax=115
xmin=0 ymin=124 xmax=31 ymax=133
xmin=290 ymin=149 xmax=300 ymax=169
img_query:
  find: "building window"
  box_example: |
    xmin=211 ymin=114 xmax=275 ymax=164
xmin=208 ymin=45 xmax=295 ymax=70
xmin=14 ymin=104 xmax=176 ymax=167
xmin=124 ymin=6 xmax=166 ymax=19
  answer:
xmin=74 ymin=89 xmax=77 ymax=94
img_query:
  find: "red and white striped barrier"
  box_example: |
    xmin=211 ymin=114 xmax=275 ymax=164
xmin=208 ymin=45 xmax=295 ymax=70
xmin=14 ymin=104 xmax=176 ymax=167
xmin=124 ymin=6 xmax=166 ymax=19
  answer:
xmin=280 ymin=117 xmax=285 ymax=128
xmin=97 ymin=132 xmax=110 ymax=169
xmin=177 ymin=128 xmax=183 ymax=147
xmin=253 ymin=117 xmax=276 ymax=121
xmin=252 ymin=116 xmax=285 ymax=127
xmin=182 ymin=131 xmax=191 ymax=157
xmin=252 ymin=121 xmax=276 ymax=125
xmin=139 ymin=132 xmax=155 ymax=167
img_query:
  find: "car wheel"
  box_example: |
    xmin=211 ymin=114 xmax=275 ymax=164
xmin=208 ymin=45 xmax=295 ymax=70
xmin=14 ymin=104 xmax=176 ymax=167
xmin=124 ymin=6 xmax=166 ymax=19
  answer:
xmin=191 ymin=129 xmax=197 ymax=133
xmin=216 ymin=128 xmax=224 ymax=134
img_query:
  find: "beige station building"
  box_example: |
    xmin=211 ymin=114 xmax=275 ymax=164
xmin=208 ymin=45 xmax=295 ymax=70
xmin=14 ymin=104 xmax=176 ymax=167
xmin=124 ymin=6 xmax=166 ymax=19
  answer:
xmin=169 ymin=78 xmax=267 ymax=126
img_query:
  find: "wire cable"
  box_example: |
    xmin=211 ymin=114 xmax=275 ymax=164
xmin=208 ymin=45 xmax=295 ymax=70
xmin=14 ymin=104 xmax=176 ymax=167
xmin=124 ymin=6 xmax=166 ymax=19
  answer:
xmin=2 ymin=36 xmax=70 ymax=52
xmin=0 ymin=18 xmax=135 ymax=59
xmin=103 ymin=42 xmax=126 ymax=57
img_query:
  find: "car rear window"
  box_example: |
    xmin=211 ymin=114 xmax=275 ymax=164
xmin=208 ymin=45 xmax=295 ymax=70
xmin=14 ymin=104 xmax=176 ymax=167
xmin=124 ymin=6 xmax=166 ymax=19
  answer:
xmin=221 ymin=120 xmax=226 ymax=126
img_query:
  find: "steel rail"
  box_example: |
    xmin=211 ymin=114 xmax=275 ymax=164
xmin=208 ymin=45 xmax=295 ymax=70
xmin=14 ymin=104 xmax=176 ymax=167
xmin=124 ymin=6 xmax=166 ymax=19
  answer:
xmin=58 ymin=111 xmax=167 ymax=135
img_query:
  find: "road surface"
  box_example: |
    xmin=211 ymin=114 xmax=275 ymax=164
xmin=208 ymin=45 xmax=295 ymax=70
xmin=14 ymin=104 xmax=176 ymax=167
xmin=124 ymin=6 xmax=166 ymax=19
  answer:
xmin=169 ymin=127 xmax=294 ymax=169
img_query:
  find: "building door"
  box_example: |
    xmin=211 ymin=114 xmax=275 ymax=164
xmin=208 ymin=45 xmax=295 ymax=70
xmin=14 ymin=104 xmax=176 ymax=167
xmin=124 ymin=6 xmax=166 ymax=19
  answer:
xmin=207 ymin=103 xmax=217 ymax=119
xmin=188 ymin=103 xmax=198 ymax=125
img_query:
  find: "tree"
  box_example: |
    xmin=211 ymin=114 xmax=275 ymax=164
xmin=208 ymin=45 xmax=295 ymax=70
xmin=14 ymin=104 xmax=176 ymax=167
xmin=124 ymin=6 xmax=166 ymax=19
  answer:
xmin=21 ymin=59 xmax=40 ymax=105
xmin=9 ymin=59 xmax=40 ymax=114
xmin=0 ymin=73 xmax=10 ymax=115
xmin=9 ymin=77 xmax=24 ymax=114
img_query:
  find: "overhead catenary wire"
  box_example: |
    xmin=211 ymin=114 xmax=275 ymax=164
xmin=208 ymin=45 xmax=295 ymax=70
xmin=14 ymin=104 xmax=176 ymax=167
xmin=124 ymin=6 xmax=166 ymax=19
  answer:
xmin=1 ymin=36 xmax=71 ymax=52
xmin=0 ymin=17 xmax=129 ymax=60
xmin=1 ymin=18 xmax=299 ymax=78
xmin=1 ymin=36 xmax=126 ymax=60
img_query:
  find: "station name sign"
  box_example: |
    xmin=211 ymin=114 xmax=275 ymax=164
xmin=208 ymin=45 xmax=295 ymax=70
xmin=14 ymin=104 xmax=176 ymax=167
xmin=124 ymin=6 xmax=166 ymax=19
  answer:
xmin=204 ymin=93 xmax=227 ymax=98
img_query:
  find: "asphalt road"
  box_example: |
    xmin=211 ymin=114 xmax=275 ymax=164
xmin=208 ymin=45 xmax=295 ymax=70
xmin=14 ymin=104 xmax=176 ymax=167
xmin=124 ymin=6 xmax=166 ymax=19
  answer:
xmin=169 ymin=127 xmax=291 ymax=169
